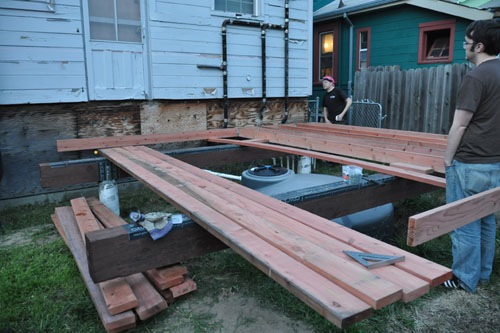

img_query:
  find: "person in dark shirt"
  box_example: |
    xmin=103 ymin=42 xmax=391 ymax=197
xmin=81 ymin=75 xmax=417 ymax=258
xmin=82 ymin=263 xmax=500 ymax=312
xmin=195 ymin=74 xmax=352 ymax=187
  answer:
xmin=321 ymin=76 xmax=352 ymax=124
xmin=442 ymin=19 xmax=500 ymax=293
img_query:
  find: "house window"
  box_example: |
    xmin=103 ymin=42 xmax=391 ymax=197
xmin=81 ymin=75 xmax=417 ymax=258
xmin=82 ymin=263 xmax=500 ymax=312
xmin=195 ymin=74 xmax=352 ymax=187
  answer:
xmin=320 ymin=32 xmax=334 ymax=79
xmin=356 ymin=28 xmax=370 ymax=70
xmin=214 ymin=0 xmax=256 ymax=15
xmin=89 ymin=0 xmax=142 ymax=43
xmin=418 ymin=20 xmax=455 ymax=64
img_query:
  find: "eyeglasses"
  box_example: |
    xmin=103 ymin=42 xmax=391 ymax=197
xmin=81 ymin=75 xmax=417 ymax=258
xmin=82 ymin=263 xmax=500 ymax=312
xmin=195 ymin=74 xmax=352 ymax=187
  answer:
xmin=463 ymin=41 xmax=473 ymax=48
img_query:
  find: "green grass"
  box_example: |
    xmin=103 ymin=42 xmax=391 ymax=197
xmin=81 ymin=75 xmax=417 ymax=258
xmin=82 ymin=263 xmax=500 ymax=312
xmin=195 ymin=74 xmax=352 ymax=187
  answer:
xmin=0 ymin=240 xmax=100 ymax=332
xmin=1 ymin=165 xmax=499 ymax=332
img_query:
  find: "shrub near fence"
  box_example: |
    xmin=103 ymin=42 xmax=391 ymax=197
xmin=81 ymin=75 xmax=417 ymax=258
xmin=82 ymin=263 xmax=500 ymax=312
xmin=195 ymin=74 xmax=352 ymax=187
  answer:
xmin=353 ymin=63 xmax=469 ymax=134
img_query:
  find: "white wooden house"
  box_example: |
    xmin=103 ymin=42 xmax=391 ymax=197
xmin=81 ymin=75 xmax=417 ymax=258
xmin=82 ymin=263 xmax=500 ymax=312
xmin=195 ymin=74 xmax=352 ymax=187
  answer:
xmin=0 ymin=0 xmax=313 ymax=203
xmin=1 ymin=0 xmax=312 ymax=103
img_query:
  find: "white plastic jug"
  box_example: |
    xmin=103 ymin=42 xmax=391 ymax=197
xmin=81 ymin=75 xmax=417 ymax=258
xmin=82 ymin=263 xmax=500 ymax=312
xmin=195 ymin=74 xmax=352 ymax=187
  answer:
xmin=99 ymin=180 xmax=120 ymax=216
xmin=297 ymin=156 xmax=312 ymax=174
xmin=342 ymin=165 xmax=363 ymax=185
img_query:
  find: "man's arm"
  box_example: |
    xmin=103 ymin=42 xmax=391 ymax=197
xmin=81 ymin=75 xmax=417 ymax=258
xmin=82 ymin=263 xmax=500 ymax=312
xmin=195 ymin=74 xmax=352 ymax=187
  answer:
xmin=336 ymin=97 xmax=352 ymax=121
xmin=323 ymin=107 xmax=332 ymax=124
xmin=444 ymin=109 xmax=474 ymax=166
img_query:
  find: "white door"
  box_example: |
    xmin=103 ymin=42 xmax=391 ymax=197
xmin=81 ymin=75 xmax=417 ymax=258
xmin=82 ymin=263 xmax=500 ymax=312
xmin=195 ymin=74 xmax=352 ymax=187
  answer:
xmin=83 ymin=0 xmax=149 ymax=100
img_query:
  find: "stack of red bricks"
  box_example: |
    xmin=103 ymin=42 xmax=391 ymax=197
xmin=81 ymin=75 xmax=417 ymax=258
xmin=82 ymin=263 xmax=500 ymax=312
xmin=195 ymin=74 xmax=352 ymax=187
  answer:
xmin=52 ymin=196 xmax=197 ymax=332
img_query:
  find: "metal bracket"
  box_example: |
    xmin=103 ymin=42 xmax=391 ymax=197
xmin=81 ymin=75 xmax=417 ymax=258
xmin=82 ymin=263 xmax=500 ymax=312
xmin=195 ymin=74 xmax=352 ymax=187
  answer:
xmin=98 ymin=160 xmax=118 ymax=182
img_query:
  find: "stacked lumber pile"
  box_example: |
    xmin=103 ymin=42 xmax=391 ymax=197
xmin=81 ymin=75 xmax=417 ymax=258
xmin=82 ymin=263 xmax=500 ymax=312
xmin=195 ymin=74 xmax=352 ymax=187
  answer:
xmin=96 ymin=144 xmax=452 ymax=329
xmin=51 ymin=196 xmax=197 ymax=332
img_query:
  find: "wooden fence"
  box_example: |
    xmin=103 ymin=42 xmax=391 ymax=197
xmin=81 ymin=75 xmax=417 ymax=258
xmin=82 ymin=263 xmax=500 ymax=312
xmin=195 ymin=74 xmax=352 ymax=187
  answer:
xmin=353 ymin=63 xmax=469 ymax=134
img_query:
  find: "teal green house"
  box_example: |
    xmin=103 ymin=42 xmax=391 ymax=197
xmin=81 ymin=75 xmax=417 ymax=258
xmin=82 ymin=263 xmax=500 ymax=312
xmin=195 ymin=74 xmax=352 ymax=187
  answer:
xmin=312 ymin=0 xmax=496 ymax=99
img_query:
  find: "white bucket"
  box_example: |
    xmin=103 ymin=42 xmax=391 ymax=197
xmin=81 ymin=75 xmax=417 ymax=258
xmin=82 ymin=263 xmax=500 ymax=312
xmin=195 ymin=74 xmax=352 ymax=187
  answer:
xmin=99 ymin=180 xmax=120 ymax=216
xmin=297 ymin=156 xmax=312 ymax=174
xmin=342 ymin=165 xmax=363 ymax=185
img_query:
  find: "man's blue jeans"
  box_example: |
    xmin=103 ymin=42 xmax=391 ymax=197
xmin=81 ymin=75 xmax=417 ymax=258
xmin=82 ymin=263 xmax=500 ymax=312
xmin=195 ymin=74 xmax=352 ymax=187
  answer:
xmin=445 ymin=160 xmax=500 ymax=292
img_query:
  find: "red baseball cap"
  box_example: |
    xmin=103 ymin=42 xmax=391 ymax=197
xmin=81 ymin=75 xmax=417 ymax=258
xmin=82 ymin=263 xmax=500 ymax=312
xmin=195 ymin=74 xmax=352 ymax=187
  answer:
xmin=322 ymin=76 xmax=335 ymax=83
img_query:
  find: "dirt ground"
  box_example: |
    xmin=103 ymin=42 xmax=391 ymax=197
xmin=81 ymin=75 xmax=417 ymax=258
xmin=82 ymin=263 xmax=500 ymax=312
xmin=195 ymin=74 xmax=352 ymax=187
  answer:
xmin=2 ymin=225 xmax=499 ymax=333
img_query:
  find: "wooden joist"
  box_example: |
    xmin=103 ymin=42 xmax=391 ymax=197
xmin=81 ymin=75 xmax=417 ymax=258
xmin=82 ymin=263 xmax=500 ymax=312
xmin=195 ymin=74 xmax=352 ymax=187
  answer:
xmin=408 ymin=187 xmax=500 ymax=246
xmin=95 ymin=144 xmax=451 ymax=328
xmin=236 ymin=126 xmax=446 ymax=173
xmin=54 ymin=207 xmax=137 ymax=332
xmin=56 ymin=128 xmax=238 ymax=152
xmin=208 ymin=137 xmax=446 ymax=188
xmin=69 ymin=198 xmax=139 ymax=316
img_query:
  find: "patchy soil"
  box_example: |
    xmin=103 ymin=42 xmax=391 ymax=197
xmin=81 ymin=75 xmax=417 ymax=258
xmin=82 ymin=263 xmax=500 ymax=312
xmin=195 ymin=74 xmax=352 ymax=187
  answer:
xmin=2 ymin=225 xmax=499 ymax=333
xmin=0 ymin=224 xmax=58 ymax=249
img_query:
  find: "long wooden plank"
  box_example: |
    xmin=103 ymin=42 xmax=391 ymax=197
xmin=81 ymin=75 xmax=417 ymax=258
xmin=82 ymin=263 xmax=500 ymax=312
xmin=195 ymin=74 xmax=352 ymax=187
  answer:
xmin=132 ymin=145 xmax=450 ymax=287
xmin=57 ymin=128 xmax=237 ymax=152
xmin=70 ymin=198 xmax=139 ymax=316
xmin=408 ymin=187 xmax=500 ymax=246
xmin=97 ymin=147 xmax=374 ymax=328
xmin=118 ymin=146 xmax=404 ymax=308
xmin=261 ymin=125 xmax=447 ymax=153
xmin=284 ymin=123 xmax=448 ymax=144
xmin=54 ymin=207 xmax=136 ymax=333
xmin=208 ymin=138 xmax=446 ymax=188
xmin=125 ymin=145 xmax=429 ymax=304
xmin=237 ymin=127 xmax=445 ymax=173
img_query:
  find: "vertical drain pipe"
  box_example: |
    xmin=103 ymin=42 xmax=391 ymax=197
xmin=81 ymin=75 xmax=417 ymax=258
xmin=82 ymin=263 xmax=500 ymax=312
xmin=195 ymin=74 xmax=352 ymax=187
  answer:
xmin=257 ymin=23 xmax=268 ymax=125
xmin=281 ymin=0 xmax=290 ymax=123
xmin=343 ymin=13 xmax=354 ymax=98
xmin=222 ymin=19 xmax=230 ymax=128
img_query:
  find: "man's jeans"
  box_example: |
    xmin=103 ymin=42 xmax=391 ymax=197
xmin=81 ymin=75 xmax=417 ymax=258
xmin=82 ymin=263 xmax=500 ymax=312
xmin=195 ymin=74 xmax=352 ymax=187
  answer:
xmin=445 ymin=160 xmax=500 ymax=292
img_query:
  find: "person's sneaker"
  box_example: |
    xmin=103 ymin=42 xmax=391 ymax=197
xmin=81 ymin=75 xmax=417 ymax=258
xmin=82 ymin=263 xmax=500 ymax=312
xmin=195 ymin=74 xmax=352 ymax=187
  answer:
xmin=442 ymin=276 xmax=462 ymax=289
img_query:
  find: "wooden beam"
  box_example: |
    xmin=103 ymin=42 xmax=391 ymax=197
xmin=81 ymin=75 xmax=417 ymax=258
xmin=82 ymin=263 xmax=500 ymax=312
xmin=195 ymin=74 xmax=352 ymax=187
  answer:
xmin=86 ymin=219 xmax=227 ymax=283
xmin=407 ymin=187 xmax=500 ymax=246
xmin=272 ymin=124 xmax=447 ymax=152
xmin=285 ymin=123 xmax=448 ymax=145
xmin=390 ymin=162 xmax=434 ymax=174
xmin=40 ymin=146 xmax=286 ymax=188
xmin=208 ymin=138 xmax=446 ymax=188
xmin=129 ymin=145 xmax=450 ymax=287
xmin=57 ymin=128 xmax=238 ymax=152
xmin=97 ymin=147 xmax=377 ymax=327
xmin=295 ymin=178 xmax=437 ymax=219
xmin=237 ymin=127 xmax=445 ymax=173
xmin=102 ymin=146 xmax=404 ymax=310
xmin=54 ymin=206 xmax=137 ymax=332
xmin=69 ymin=198 xmax=139 ymax=316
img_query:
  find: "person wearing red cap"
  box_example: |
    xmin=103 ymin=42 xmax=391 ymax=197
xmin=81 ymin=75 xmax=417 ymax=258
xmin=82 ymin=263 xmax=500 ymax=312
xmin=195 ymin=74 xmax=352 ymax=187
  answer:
xmin=321 ymin=76 xmax=352 ymax=124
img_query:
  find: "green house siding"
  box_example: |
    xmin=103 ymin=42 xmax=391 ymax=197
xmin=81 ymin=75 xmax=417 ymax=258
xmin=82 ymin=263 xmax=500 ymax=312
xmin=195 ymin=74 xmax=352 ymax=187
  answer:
xmin=312 ymin=5 xmax=474 ymax=101
xmin=353 ymin=6 xmax=471 ymax=70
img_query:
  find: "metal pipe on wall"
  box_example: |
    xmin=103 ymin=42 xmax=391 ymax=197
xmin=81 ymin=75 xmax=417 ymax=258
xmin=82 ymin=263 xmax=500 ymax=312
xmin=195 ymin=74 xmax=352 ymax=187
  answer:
xmin=220 ymin=1 xmax=290 ymax=127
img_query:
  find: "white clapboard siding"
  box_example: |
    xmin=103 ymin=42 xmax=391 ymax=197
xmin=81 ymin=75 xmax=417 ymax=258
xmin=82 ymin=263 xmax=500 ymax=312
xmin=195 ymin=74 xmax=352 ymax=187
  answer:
xmin=0 ymin=1 xmax=87 ymax=104
xmin=0 ymin=0 xmax=312 ymax=104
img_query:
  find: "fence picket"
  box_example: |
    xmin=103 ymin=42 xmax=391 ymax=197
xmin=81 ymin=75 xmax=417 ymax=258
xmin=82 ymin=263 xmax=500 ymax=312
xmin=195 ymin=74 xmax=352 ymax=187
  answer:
xmin=354 ymin=63 xmax=469 ymax=134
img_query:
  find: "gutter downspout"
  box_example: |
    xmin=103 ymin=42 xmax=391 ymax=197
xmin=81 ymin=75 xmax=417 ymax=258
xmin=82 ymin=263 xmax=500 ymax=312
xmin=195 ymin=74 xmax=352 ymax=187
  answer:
xmin=257 ymin=24 xmax=268 ymax=125
xmin=343 ymin=12 xmax=354 ymax=98
xmin=281 ymin=0 xmax=290 ymax=123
